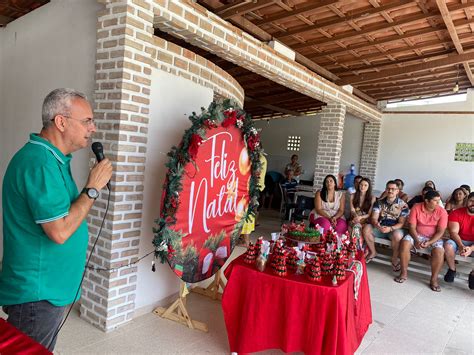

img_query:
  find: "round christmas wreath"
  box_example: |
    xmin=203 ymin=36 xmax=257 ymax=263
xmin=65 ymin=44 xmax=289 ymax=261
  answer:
xmin=153 ymin=99 xmax=264 ymax=268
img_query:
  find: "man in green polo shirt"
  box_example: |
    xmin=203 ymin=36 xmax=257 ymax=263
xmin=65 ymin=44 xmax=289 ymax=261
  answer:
xmin=0 ymin=88 xmax=112 ymax=351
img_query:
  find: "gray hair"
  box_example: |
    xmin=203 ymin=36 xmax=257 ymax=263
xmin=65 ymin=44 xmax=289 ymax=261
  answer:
xmin=42 ymin=88 xmax=88 ymax=128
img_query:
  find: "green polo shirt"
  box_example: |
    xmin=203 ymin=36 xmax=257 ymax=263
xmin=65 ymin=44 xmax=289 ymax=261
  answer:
xmin=0 ymin=133 xmax=88 ymax=306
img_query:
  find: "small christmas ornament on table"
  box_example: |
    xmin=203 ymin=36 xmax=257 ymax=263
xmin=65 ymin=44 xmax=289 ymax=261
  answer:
xmin=304 ymin=256 xmax=322 ymax=282
xmin=286 ymin=247 xmax=299 ymax=272
xmin=244 ymin=242 xmax=258 ymax=264
xmin=321 ymin=249 xmax=334 ymax=276
xmin=334 ymin=251 xmax=347 ymax=281
xmin=272 ymin=252 xmax=288 ymax=277
xmin=348 ymin=230 xmax=358 ymax=256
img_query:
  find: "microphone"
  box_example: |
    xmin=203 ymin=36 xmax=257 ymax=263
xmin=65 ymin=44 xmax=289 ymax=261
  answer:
xmin=91 ymin=142 xmax=110 ymax=189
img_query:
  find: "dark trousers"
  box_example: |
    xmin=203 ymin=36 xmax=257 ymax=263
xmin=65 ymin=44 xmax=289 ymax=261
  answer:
xmin=3 ymin=300 xmax=67 ymax=351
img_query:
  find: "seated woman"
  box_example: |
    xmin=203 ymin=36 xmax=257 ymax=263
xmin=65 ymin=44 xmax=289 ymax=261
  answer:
xmin=350 ymin=178 xmax=375 ymax=248
xmin=445 ymin=187 xmax=467 ymax=213
xmin=425 ymin=180 xmax=436 ymax=190
xmin=408 ymin=186 xmax=433 ymax=209
xmin=350 ymin=178 xmax=376 ymax=228
xmin=309 ymin=174 xmax=347 ymax=234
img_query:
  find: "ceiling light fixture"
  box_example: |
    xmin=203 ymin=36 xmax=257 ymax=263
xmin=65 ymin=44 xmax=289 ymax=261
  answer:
xmin=453 ymin=64 xmax=460 ymax=93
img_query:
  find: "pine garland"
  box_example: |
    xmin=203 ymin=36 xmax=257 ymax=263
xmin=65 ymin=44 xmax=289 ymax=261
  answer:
xmin=153 ymin=99 xmax=263 ymax=264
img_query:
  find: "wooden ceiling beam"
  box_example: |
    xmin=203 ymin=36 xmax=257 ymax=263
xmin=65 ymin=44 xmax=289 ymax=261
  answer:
xmin=435 ymin=0 xmax=474 ymax=85
xmin=319 ymin=34 xmax=474 ymax=68
xmin=462 ymin=62 xmax=474 ymax=85
xmin=291 ymin=12 xmax=439 ymax=50
xmin=373 ymin=80 xmax=470 ymax=94
xmin=337 ymin=50 xmax=474 ymax=85
xmin=374 ymin=85 xmax=470 ymax=100
xmin=333 ymin=48 xmax=469 ymax=75
xmin=363 ymin=78 xmax=469 ymax=93
xmin=306 ymin=16 xmax=474 ymax=60
xmin=224 ymin=9 xmax=380 ymax=104
xmin=290 ymin=2 xmax=474 ymax=50
xmin=254 ymin=0 xmax=338 ymax=26
xmin=230 ymin=14 xmax=272 ymax=41
xmin=257 ymin=92 xmax=308 ymax=103
xmin=354 ymin=66 xmax=459 ymax=86
xmin=357 ymin=73 xmax=461 ymax=89
xmin=245 ymin=96 xmax=304 ymax=116
xmin=274 ymin=0 xmax=414 ymax=39
xmin=218 ymin=0 xmax=276 ymax=19
xmin=228 ymin=13 xmax=341 ymax=83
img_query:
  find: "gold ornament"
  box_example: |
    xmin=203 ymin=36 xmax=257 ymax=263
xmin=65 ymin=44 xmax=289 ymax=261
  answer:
xmin=239 ymin=147 xmax=251 ymax=175
xmin=234 ymin=197 xmax=248 ymax=222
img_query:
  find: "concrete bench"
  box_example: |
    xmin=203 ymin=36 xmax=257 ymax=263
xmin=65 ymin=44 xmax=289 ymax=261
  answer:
xmin=373 ymin=237 xmax=473 ymax=283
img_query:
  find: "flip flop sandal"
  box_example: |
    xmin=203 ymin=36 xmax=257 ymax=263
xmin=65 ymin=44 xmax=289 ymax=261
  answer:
xmin=430 ymin=283 xmax=441 ymax=292
xmin=365 ymin=256 xmax=375 ymax=264
xmin=468 ymin=272 xmax=474 ymax=290
xmin=392 ymin=262 xmax=401 ymax=272
xmin=394 ymin=276 xmax=407 ymax=283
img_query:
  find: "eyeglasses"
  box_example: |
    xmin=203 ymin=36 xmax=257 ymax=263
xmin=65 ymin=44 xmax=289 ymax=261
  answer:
xmin=53 ymin=114 xmax=95 ymax=127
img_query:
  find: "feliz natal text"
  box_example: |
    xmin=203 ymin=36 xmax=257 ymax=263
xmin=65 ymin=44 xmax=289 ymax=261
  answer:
xmin=188 ymin=131 xmax=246 ymax=234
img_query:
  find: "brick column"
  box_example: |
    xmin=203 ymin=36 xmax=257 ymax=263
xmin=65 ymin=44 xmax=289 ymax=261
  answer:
xmin=313 ymin=103 xmax=346 ymax=188
xmin=359 ymin=121 xmax=382 ymax=185
xmin=80 ymin=0 xmax=155 ymax=331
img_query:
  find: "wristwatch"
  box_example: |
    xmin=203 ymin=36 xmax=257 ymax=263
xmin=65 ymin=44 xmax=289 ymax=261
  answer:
xmin=82 ymin=187 xmax=99 ymax=200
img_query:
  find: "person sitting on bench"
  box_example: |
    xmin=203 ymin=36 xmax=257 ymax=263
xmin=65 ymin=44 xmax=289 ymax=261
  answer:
xmin=395 ymin=190 xmax=448 ymax=292
xmin=362 ymin=180 xmax=409 ymax=268
xmin=443 ymin=192 xmax=474 ymax=289
xmin=407 ymin=186 xmax=434 ymax=209
xmin=310 ymin=174 xmax=347 ymax=235
xmin=445 ymin=187 xmax=467 ymax=213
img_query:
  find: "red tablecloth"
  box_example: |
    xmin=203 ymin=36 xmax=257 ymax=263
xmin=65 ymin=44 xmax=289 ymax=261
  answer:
xmin=0 ymin=318 xmax=51 ymax=355
xmin=222 ymin=253 xmax=372 ymax=355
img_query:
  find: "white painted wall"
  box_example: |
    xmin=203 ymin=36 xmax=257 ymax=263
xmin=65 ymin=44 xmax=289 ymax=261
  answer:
xmin=0 ymin=0 xmax=100 ymax=258
xmin=135 ymin=69 xmax=214 ymax=311
xmin=340 ymin=114 xmax=364 ymax=175
xmin=378 ymin=90 xmax=474 ymax=199
xmin=253 ymin=113 xmax=364 ymax=181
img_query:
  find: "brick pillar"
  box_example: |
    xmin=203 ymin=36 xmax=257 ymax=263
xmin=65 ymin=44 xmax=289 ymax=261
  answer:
xmin=80 ymin=0 xmax=155 ymax=331
xmin=359 ymin=121 xmax=382 ymax=185
xmin=313 ymin=103 xmax=346 ymax=188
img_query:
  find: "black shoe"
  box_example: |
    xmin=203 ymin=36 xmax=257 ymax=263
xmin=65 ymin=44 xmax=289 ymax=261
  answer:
xmin=469 ymin=272 xmax=474 ymax=290
xmin=444 ymin=268 xmax=456 ymax=283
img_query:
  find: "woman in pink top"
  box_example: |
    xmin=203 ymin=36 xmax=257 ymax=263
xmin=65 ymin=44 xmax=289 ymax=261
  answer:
xmin=310 ymin=174 xmax=347 ymax=234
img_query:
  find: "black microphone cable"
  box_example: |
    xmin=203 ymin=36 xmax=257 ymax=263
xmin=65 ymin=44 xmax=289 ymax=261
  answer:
xmin=48 ymin=185 xmax=111 ymax=349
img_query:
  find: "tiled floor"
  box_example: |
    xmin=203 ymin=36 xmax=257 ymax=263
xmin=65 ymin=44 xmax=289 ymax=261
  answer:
xmin=2 ymin=210 xmax=473 ymax=354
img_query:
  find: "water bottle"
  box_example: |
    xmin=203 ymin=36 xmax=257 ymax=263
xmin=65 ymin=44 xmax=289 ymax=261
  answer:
xmin=344 ymin=163 xmax=356 ymax=190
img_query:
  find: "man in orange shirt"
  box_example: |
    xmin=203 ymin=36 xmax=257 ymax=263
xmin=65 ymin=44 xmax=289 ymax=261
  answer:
xmin=394 ymin=190 xmax=448 ymax=291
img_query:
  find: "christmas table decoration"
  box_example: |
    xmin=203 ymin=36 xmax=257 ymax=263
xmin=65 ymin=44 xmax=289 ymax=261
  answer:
xmin=244 ymin=242 xmax=258 ymax=264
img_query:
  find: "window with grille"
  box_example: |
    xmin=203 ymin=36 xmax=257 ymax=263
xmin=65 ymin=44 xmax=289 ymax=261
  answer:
xmin=287 ymin=135 xmax=301 ymax=151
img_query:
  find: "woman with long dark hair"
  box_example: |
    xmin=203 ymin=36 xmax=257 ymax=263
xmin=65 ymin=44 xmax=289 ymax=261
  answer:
xmin=445 ymin=187 xmax=467 ymax=213
xmin=350 ymin=177 xmax=375 ymax=227
xmin=310 ymin=174 xmax=347 ymax=234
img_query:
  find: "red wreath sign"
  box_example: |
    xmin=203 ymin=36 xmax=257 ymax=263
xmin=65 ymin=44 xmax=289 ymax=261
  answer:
xmin=170 ymin=125 xmax=251 ymax=282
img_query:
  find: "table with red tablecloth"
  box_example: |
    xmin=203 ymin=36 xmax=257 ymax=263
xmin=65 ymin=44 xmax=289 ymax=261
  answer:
xmin=0 ymin=318 xmax=52 ymax=354
xmin=222 ymin=253 xmax=372 ymax=355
